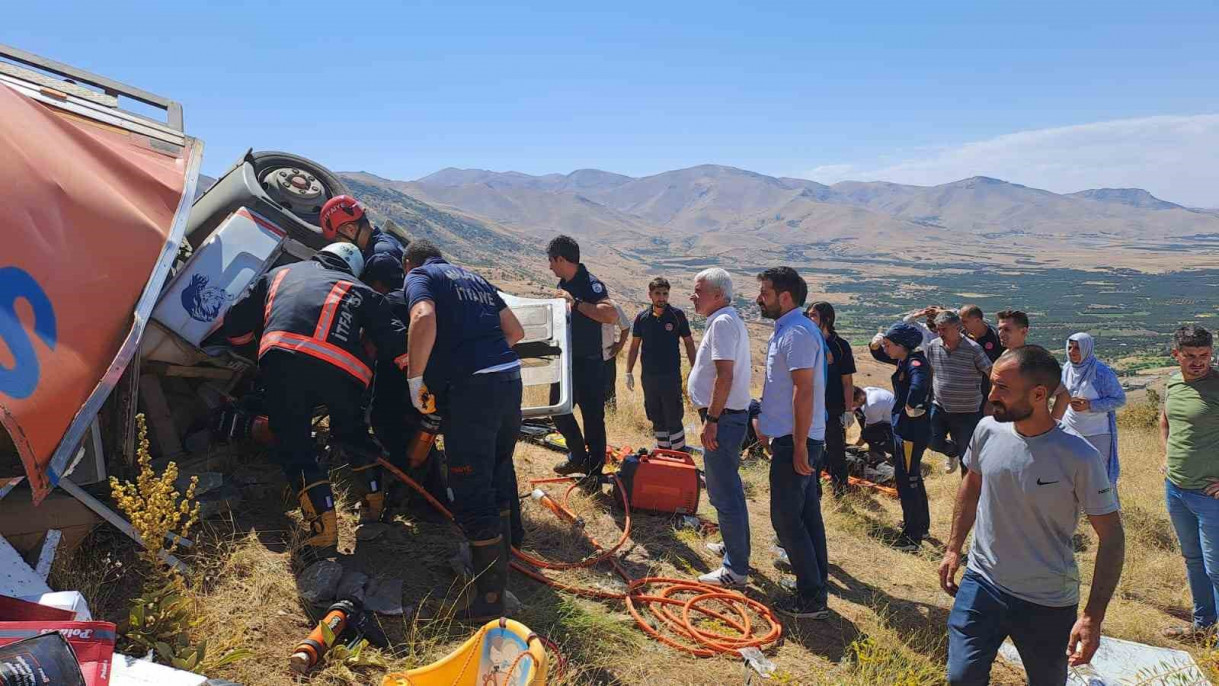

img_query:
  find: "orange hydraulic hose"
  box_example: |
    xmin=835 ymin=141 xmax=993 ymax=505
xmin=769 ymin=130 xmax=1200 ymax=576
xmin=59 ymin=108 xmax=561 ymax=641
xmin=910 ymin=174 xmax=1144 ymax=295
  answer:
xmin=378 ymin=456 xmax=783 ymax=657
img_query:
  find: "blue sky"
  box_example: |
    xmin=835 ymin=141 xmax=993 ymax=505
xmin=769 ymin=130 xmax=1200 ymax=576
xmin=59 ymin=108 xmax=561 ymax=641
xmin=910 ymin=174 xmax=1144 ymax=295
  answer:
xmin=4 ymin=1 xmax=1219 ymax=205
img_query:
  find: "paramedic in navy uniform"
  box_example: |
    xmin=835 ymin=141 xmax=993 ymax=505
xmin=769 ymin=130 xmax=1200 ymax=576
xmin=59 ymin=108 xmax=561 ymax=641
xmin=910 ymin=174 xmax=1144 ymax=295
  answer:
xmin=546 ymin=235 xmax=622 ymax=484
xmin=403 ymin=240 xmax=526 ymax=621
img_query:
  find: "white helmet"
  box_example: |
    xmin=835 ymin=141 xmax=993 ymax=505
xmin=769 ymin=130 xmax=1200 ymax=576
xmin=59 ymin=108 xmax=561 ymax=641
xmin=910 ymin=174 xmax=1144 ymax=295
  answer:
xmin=318 ymin=242 xmax=365 ymax=276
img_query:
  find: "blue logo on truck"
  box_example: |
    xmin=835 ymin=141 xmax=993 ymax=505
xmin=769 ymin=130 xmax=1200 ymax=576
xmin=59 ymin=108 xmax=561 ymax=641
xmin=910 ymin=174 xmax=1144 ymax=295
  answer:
xmin=181 ymin=273 xmax=232 ymax=323
xmin=0 ymin=267 xmax=57 ymax=400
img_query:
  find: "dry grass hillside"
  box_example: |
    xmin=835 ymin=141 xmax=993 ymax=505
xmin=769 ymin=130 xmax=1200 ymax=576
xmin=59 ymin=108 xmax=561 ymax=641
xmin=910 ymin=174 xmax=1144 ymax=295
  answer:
xmin=52 ymin=351 xmax=1219 ymax=685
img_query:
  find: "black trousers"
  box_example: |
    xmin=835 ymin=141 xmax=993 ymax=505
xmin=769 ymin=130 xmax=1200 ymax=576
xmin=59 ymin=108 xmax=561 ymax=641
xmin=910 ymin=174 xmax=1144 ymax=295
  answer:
xmin=551 ymin=356 xmax=607 ymax=472
xmin=261 ymin=351 xmax=380 ymax=511
xmin=444 ymin=370 xmax=523 ymax=541
xmin=858 ymin=419 xmax=894 ymax=457
xmin=603 ymin=357 xmax=617 ymax=409
xmin=823 ymin=410 xmax=848 ymax=493
xmin=892 ymin=432 xmax=930 ymax=542
xmin=642 ymin=372 xmax=685 ymax=449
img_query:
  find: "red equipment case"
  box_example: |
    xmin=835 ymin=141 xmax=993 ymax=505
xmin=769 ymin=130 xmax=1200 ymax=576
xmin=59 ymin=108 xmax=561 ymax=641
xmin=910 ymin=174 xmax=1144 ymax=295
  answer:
xmin=614 ymin=449 xmax=701 ymax=515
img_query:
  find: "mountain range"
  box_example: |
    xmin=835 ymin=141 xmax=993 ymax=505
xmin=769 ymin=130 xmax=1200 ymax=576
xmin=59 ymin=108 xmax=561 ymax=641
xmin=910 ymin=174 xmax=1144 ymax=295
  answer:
xmin=339 ymin=164 xmax=1219 ymax=299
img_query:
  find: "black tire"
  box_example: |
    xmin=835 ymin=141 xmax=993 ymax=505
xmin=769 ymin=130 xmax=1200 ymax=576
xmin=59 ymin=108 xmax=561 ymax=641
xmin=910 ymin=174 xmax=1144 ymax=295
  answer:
xmin=249 ymin=151 xmax=349 ymax=228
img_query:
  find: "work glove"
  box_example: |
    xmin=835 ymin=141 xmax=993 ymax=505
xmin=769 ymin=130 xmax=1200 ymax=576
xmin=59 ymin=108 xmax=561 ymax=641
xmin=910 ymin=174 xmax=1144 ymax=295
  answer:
xmin=625 ymin=372 xmax=635 ymax=391
xmin=408 ymin=376 xmax=437 ymax=414
xmin=842 ymin=411 xmax=855 ymax=429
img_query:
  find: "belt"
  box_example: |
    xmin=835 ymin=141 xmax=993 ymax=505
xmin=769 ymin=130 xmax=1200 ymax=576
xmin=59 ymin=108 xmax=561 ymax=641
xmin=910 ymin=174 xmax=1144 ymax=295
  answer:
xmin=698 ymin=407 xmax=748 ymax=421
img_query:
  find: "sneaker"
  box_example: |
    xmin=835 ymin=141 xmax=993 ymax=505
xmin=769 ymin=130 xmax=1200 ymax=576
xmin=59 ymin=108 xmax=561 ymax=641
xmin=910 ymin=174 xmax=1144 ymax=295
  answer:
xmin=705 ymin=541 xmax=726 ymax=556
xmin=945 ymin=456 xmax=959 ymax=473
xmin=776 ymin=596 xmax=830 ymax=620
xmin=554 ymin=455 xmax=589 ymax=476
xmin=698 ymin=566 xmax=747 ymax=589
xmin=892 ymin=535 xmax=921 ymax=553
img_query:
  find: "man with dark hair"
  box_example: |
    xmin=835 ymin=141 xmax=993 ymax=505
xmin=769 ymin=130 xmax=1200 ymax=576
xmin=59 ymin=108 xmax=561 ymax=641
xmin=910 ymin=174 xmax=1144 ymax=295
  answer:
xmin=926 ymin=310 xmax=992 ymax=474
xmin=545 ymin=235 xmax=620 ymax=483
xmin=852 ymin=386 xmax=896 ymax=459
xmin=995 ymin=308 xmax=1073 ymax=417
xmin=626 ymin=277 xmax=696 ymax=450
xmin=755 ymin=267 xmax=830 ymax=618
xmin=995 ymin=309 xmax=1030 ymax=349
xmin=940 ymin=345 xmax=1124 ymax=684
xmin=403 ymin=239 xmax=526 ymax=620
xmin=806 ymin=301 xmax=856 ymax=497
xmin=1160 ymin=325 xmax=1219 ymax=639
xmin=960 ymin=304 xmax=1004 ymax=363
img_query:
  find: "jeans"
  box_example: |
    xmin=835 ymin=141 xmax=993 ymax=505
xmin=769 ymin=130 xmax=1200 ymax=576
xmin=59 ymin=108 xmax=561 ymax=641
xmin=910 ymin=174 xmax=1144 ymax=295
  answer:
xmin=931 ymin=404 xmax=983 ymax=472
xmin=444 ymin=370 xmax=523 ymax=541
xmin=643 ymin=372 xmax=685 ymax=449
xmin=1165 ymin=479 xmax=1219 ymax=627
xmin=893 ymin=433 xmax=930 ymax=541
xmin=551 ymin=356 xmax=607 ymax=472
xmin=823 ymin=410 xmax=848 ymax=494
xmin=701 ymin=410 xmax=751 ymax=576
xmin=769 ymin=436 xmax=828 ymax=604
xmin=947 ymin=570 xmax=1076 ymax=686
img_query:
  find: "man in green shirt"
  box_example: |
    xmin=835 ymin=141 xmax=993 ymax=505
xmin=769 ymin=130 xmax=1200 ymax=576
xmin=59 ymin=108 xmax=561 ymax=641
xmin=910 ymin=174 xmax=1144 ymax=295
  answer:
xmin=1160 ymin=324 xmax=1219 ymax=638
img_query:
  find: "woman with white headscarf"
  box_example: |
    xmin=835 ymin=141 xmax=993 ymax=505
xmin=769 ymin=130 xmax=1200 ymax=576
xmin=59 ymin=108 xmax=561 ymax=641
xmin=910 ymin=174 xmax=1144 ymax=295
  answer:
xmin=1061 ymin=333 xmax=1126 ymax=485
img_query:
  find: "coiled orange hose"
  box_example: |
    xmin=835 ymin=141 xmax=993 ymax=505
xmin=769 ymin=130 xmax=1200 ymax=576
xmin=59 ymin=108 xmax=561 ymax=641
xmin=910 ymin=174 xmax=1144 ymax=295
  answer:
xmin=377 ymin=457 xmax=783 ymax=657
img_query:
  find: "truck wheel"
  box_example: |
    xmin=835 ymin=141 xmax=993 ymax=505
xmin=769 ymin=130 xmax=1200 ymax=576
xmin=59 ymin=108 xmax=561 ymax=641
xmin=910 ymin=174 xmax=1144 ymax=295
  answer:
xmin=250 ymin=151 xmax=349 ymax=228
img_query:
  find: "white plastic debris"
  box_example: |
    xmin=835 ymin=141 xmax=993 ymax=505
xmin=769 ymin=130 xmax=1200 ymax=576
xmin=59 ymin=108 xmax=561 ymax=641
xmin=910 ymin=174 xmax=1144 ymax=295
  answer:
xmin=739 ymin=646 xmax=777 ymax=678
xmin=998 ymin=636 xmax=1208 ymax=685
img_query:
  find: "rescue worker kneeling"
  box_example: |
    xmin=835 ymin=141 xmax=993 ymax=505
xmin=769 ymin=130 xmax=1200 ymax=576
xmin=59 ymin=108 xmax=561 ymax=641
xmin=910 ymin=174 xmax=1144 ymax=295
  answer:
xmin=402 ymin=240 xmax=525 ymax=621
xmin=223 ymin=242 xmax=408 ymax=562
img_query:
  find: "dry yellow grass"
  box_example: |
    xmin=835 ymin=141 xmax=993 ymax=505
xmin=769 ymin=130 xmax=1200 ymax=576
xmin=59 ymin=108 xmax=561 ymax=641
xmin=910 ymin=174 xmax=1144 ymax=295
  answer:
xmin=52 ymin=354 xmax=1219 ymax=685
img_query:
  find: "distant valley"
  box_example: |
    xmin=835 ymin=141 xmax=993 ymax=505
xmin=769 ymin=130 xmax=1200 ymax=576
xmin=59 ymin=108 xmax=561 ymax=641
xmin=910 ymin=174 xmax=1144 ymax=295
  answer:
xmin=340 ymin=165 xmax=1219 ymax=367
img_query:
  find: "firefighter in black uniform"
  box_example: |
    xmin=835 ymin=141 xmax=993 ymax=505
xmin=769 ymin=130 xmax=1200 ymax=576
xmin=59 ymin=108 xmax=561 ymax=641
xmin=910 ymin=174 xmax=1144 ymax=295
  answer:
xmin=402 ymin=240 xmax=526 ymax=620
xmin=869 ymin=322 xmax=932 ymax=553
xmin=545 ymin=235 xmax=621 ymax=483
xmin=223 ymin=242 xmax=408 ymax=561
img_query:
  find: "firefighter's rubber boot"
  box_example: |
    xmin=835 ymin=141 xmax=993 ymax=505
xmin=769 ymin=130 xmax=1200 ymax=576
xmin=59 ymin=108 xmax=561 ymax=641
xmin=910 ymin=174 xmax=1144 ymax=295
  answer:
xmin=351 ymin=463 xmax=388 ymax=541
xmin=462 ymin=535 xmax=507 ymax=622
xmin=297 ymin=481 xmax=339 ymax=563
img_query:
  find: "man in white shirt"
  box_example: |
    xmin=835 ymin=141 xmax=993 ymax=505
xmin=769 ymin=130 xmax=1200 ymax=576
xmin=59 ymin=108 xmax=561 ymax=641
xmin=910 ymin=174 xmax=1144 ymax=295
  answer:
xmin=687 ymin=268 xmax=753 ymax=587
xmin=852 ymin=386 xmax=896 ymax=458
xmin=602 ymin=301 xmax=631 ymax=409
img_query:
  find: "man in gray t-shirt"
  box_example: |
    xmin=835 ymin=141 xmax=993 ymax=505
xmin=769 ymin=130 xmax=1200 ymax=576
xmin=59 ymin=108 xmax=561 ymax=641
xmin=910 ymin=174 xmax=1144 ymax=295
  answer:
xmin=939 ymin=346 xmax=1125 ymax=686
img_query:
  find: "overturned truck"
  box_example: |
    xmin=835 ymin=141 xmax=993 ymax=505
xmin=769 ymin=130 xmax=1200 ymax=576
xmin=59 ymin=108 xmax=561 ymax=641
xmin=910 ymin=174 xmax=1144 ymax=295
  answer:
xmin=0 ymin=44 xmax=571 ymax=554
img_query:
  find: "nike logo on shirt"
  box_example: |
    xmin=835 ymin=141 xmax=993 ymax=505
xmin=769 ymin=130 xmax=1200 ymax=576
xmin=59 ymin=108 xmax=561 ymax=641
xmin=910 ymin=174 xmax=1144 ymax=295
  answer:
xmin=1036 ymin=478 xmax=1059 ymax=486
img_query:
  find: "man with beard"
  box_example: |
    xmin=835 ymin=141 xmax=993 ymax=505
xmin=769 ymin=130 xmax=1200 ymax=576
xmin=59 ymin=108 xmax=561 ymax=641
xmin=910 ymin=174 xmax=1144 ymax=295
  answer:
xmin=939 ymin=346 xmax=1125 ymax=685
xmin=755 ymin=267 xmax=830 ymax=619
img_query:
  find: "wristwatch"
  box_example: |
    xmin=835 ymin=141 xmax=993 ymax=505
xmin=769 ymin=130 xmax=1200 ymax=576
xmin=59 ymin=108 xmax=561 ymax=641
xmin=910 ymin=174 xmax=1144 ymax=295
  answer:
xmin=706 ymin=414 xmax=720 ymax=424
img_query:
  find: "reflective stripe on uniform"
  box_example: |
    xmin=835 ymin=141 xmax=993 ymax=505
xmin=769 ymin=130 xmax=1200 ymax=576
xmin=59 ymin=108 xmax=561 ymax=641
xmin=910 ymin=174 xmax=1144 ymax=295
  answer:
xmin=264 ymin=269 xmax=289 ymax=324
xmin=227 ymin=332 xmax=255 ymax=345
xmin=259 ymin=330 xmax=373 ymax=386
xmin=393 ymin=352 xmax=409 ymax=370
xmin=313 ymin=280 xmax=354 ymax=339
xmin=903 ymin=440 xmax=915 ymax=475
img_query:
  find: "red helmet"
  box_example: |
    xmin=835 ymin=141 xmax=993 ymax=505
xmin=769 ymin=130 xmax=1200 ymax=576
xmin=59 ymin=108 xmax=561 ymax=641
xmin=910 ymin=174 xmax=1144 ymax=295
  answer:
xmin=319 ymin=195 xmax=366 ymax=240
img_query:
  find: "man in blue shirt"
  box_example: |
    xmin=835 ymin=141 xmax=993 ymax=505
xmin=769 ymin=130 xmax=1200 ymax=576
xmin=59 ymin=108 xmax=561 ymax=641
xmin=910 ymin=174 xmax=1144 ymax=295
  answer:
xmin=546 ymin=235 xmax=621 ymax=484
xmin=625 ymin=277 xmax=697 ymax=450
xmin=403 ymin=240 xmax=526 ymax=621
xmin=755 ymin=266 xmax=830 ymax=619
